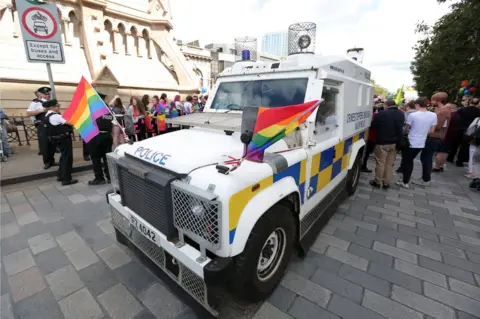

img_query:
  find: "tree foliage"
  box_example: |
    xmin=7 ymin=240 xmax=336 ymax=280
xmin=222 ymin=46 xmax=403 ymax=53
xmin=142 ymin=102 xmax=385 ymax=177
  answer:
xmin=410 ymin=0 xmax=480 ymax=99
xmin=370 ymin=79 xmax=390 ymax=97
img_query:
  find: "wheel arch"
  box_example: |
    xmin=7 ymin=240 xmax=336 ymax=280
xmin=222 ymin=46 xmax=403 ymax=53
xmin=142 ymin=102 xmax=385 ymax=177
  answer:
xmin=348 ymin=139 xmax=366 ymax=169
xmin=230 ymin=176 xmax=301 ymax=256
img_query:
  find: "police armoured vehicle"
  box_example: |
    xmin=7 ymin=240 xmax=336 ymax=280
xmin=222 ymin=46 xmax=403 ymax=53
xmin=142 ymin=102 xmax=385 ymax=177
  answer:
xmin=106 ymin=23 xmax=373 ymax=315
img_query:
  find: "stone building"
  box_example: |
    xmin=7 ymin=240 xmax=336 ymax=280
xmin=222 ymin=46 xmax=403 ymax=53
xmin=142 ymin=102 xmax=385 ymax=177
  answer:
xmin=177 ymin=40 xmax=212 ymax=93
xmin=0 ymin=0 xmax=200 ymax=115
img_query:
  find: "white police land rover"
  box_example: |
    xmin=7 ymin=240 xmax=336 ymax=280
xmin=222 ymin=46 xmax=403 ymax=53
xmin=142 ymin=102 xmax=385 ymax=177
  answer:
xmin=105 ymin=24 xmax=372 ymax=316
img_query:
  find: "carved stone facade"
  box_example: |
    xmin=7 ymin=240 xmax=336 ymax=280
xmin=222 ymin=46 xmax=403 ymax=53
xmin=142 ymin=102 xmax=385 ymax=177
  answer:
xmin=0 ymin=0 xmax=200 ymax=115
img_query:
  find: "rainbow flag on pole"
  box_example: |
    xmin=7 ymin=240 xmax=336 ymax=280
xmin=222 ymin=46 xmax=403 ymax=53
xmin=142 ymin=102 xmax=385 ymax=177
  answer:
xmin=62 ymin=77 xmax=110 ymax=143
xmin=242 ymin=100 xmax=321 ymax=162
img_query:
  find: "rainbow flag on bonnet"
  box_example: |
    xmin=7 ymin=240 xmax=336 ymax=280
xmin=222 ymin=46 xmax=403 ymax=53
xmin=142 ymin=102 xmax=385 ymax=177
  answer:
xmin=62 ymin=77 xmax=110 ymax=143
xmin=241 ymin=100 xmax=321 ymax=162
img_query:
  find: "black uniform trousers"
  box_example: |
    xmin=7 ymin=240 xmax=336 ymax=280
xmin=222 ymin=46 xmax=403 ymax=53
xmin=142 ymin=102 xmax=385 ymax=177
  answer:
xmin=38 ymin=124 xmax=55 ymax=165
xmin=82 ymin=141 xmax=90 ymax=157
xmin=57 ymin=135 xmax=73 ymax=182
xmin=88 ymin=133 xmax=113 ymax=181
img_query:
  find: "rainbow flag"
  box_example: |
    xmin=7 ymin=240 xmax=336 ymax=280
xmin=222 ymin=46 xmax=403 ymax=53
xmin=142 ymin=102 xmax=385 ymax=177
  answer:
xmin=62 ymin=77 xmax=110 ymax=143
xmin=242 ymin=100 xmax=321 ymax=162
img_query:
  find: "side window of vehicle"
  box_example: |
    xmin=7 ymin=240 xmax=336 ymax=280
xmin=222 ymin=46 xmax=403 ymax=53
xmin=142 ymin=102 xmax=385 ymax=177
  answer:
xmin=314 ymin=86 xmax=339 ymax=141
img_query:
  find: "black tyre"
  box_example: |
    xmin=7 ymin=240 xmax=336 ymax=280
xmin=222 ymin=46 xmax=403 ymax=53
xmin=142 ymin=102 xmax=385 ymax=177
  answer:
xmin=346 ymin=152 xmax=362 ymax=195
xmin=115 ymin=228 xmax=129 ymax=246
xmin=231 ymin=203 xmax=296 ymax=302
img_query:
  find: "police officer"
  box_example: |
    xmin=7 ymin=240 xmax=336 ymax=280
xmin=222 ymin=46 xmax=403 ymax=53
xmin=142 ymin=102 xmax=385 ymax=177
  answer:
xmin=27 ymin=87 xmax=57 ymax=169
xmin=88 ymin=92 xmax=114 ymax=185
xmin=43 ymin=99 xmax=78 ymax=186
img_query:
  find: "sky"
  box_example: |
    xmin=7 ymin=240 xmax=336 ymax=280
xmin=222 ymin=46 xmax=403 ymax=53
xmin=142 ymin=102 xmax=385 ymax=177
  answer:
xmin=168 ymin=0 xmax=453 ymax=92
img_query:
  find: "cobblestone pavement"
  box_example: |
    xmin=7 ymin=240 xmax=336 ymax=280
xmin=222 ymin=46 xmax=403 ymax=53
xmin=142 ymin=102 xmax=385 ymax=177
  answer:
xmin=1 ymin=159 xmax=480 ymax=319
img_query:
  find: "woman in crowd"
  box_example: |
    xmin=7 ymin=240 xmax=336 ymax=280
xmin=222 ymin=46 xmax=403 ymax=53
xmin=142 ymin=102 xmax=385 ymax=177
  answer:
xmin=109 ymin=96 xmax=126 ymax=149
xmin=128 ymin=97 xmax=147 ymax=141
xmin=173 ymin=95 xmax=183 ymax=116
xmin=183 ymin=95 xmax=193 ymax=115
xmin=141 ymin=94 xmax=151 ymax=113
xmin=0 ymin=108 xmax=13 ymax=156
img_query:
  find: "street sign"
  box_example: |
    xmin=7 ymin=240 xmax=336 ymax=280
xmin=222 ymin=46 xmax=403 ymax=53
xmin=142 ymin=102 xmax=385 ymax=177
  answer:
xmin=16 ymin=0 xmax=65 ymax=64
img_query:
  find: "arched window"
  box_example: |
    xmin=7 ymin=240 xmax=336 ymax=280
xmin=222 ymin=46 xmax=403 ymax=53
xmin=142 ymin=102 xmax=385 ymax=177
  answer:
xmin=118 ymin=23 xmax=127 ymax=55
xmin=68 ymin=11 xmax=81 ymax=47
xmin=104 ymin=20 xmax=114 ymax=52
xmin=142 ymin=29 xmax=151 ymax=59
xmin=130 ymin=26 xmax=139 ymax=57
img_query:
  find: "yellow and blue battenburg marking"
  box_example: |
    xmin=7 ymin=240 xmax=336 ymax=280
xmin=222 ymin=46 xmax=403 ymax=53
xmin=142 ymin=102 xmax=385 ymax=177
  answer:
xmin=228 ymin=129 xmax=368 ymax=244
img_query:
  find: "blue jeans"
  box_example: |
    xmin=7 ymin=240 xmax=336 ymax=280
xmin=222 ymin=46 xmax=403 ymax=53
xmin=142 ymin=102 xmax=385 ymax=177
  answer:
xmin=420 ymin=137 xmax=442 ymax=182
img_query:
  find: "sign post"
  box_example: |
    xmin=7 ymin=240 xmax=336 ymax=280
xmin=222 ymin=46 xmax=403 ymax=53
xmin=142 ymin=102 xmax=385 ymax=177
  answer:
xmin=16 ymin=0 xmax=65 ymax=99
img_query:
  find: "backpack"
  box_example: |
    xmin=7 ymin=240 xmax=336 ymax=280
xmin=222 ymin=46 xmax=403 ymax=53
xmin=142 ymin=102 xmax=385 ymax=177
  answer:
xmin=465 ymin=117 xmax=480 ymax=137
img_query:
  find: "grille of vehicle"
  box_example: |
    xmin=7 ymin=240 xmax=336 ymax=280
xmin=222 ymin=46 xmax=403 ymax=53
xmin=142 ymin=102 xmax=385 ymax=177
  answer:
xmin=171 ymin=181 xmax=221 ymax=251
xmin=109 ymin=208 xmax=212 ymax=314
xmin=117 ymin=157 xmax=177 ymax=239
xmin=106 ymin=152 xmax=121 ymax=192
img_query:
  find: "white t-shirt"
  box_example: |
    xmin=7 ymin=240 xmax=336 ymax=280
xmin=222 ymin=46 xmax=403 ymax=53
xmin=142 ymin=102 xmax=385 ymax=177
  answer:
xmin=407 ymin=111 xmax=437 ymax=148
xmin=46 ymin=110 xmax=67 ymax=125
xmin=183 ymin=102 xmax=192 ymax=114
xmin=27 ymin=100 xmax=45 ymax=121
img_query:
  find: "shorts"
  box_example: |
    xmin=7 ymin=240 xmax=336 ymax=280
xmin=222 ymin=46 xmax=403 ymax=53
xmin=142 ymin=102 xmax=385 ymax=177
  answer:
xmin=439 ymin=140 xmax=451 ymax=153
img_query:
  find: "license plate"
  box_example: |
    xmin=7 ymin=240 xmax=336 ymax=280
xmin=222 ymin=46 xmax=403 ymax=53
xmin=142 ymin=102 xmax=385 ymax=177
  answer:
xmin=130 ymin=215 xmax=158 ymax=244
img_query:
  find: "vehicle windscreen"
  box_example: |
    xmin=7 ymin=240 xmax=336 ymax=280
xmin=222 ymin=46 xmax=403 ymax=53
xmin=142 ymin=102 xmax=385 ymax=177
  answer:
xmin=210 ymin=78 xmax=308 ymax=110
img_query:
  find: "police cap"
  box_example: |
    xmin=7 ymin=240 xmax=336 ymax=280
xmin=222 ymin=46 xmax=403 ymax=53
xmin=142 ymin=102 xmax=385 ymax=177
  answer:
xmin=37 ymin=87 xmax=52 ymax=94
xmin=42 ymin=99 xmax=59 ymax=108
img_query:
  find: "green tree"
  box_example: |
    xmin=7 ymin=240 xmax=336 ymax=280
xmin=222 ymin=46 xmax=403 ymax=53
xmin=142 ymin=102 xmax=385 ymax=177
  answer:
xmin=370 ymin=79 xmax=389 ymax=97
xmin=411 ymin=0 xmax=480 ymax=99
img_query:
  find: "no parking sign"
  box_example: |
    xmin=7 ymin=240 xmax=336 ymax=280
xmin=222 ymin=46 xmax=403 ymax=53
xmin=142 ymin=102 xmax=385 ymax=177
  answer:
xmin=16 ymin=0 xmax=65 ymax=64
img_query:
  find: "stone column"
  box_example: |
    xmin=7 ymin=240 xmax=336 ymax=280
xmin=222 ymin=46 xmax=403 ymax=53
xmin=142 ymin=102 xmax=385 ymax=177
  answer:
xmin=126 ymin=31 xmax=134 ymax=56
xmin=113 ymin=28 xmax=122 ymax=54
xmin=145 ymin=38 xmax=151 ymax=59
xmin=63 ymin=17 xmax=72 ymax=46
xmin=138 ymin=36 xmax=146 ymax=58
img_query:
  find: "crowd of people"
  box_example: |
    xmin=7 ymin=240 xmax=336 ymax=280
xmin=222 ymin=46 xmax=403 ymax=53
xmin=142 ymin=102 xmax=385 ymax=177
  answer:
xmin=364 ymin=93 xmax=480 ymax=191
xmin=26 ymin=87 xmax=208 ymax=186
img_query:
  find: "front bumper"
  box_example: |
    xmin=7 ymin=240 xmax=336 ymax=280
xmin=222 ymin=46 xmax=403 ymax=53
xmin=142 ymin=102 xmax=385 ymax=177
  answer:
xmin=106 ymin=192 xmax=231 ymax=316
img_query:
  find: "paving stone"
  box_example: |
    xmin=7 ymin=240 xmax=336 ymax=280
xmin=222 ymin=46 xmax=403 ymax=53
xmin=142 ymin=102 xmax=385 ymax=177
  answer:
xmin=3 ymin=248 xmax=35 ymax=276
xmin=68 ymin=193 xmax=88 ymax=204
xmin=321 ymin=224 xmax=337 ymax=235
xmin=13 ymin=288 xmax=64 ymax=319
xmin=287 ymin=256 xmax=317 ymax=279
xmin=1 ymin=210 xmax=16 ymax=225
xmin=392 ymin=285 xmax=455 ymax=318
xmin=442 ymin=253 xmax=480 ymax=274
xmin=368 ymin=262 xmax=423 ymax=294
xmin=377 ymin=226 xmax=419 ymax=244
xmin=97 ymin=244 xmax=132 ymax=270
xmin=327 ymin=219 xmax=358 ymax=232
xmin=382 ymin=214 xmax=417 ymax=227
xmin=364 ymin=215 xmax=398 ymax=230
xmin=338 ymin=264 xmax=390 ymax=297
xmin=316 ymin=233 xmax=350 ymax=251
xmin=343 ymin=216 xmax=378 ymax=231
xmin=373 ymin=241 xmax=418 ymax=264
xmin=417 ymin=224 xmax=459 ymax=240
xmin=398 ymin=213 xmax=435 ymax=226
xmin=33 ymin=246 xmax=71 ymax=276
xmin=281 ymin=271 xmax=332 ymax=307
xmin=356 ymin=228 xmax=396 ymax=246
xmin=440 ymin=236 xmax=480 ymax=255
xmin=420 ymin=255 xmax=477 ymax=284
xmin=304 ymin=251 xmax=342 ymax=275
xmin=56 ymin=230 xmax=86 ymax=252
xmin=449 ymin=278 xmax=480 ymax=301
xmin=0 ymin=221 xmax=20 ymax=239
xmin=114 ymin=261 xmax=158 ymax=297
xmin=268 ymin=284 xmax=296 ymax=312
xmin=66 ymin=245 xmax=100 ymax=271
xmin=78 ymin=262 xmax=119 ymax=297
xmin=27 ymin=232 xmax=57 ymax=255
xmin=98 ymin=283 xmax=144 ymax=319
xmin=454 ymin=220 xmax=480 ymax=232
xmin=362 ymin=289 xmax=423 ymax=319
xmin=1 ymin=265 xmax=9 ymax=295
xmin=310 ymin=267 xmax=363 ymax=303
xmin=348 ymin=243 xmax=393 ymax=267
xmin=58 ymin=287 xmax=104 ymax=319
xmin=394 ymin=259 xmax=448 ymax=288
xmin=0 ymin=294 xmax=14 ymax=319
xmin=419 ymin=238 xmax=467 ymax=259
xmin=0 ymin=231 xmax=29 ymax=257
xmin=466 ymin=251 xmax=480 ymax=263
xmin=253 ymin=302 xmax=294 ymax=319
xmin=449 ymin=210 xmax=480 ymax=222
xmin=15 ymin=211 xmax=40 ymax=226
xmin=8 ymin=267 xmax=46 ymax=302
xmin=11 ymin=203 xmax=34 ymax=214
xmin=327 ymin=293 xmax=385 ymax=319
xmin=424 ymin=282 xmax=480 ymax=317
xmin=45 ymin=265 xmax=84 ymax=300
xmin=333 ymin=229 xmax=373 ymax=248
xmin=139 ymin=283 xmax=187 ymax=318
xmin=367 ymin=205 xmax=398 ymax=217
xmin=288 ymin=296 xmax=340 ymax=319
xmin=97 ymin=218 xmax=115 ymax=235
xmin=397 ymin=225 xmax=438 ymax=242
xmin=459 ymin=234 xmax=480 ymax=247
xmin=1 ymin=202 xmax=12 ymax=213
xmin=396 ymin=239 xmax=442 ymax=261
xmin=325 ymin=246 xmax=369 ymax=271
xmin=458 ymin=311 xmax=480 ymax=319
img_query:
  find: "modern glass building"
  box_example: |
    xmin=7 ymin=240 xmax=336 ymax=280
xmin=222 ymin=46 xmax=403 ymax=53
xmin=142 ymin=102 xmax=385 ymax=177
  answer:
xmin=261 ymin=32 xmax=288 ymax=57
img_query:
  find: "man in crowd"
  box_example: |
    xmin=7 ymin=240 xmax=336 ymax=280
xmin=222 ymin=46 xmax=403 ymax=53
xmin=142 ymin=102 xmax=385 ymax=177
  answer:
xmin=369 ymin=99 xmax=404 ymax=189
xmin=396 ymin=101 xmax=417 ymax=174
xmin=26 ymin=87 xmax=57 ymax=169
xmin=434 ymin=103 xmax=458 ymax=172
xmin=412 ymin=92 xmax=450 ymax=185
xmin=43 ymin=99 xmax=77 ymax=186
xmin=450 ymin=97 xmax=480 ymax=166
xmin=397 ymin=97 xmax=437 ymax=189
xmin=87 ymin=92 xmax=114 ymax=185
